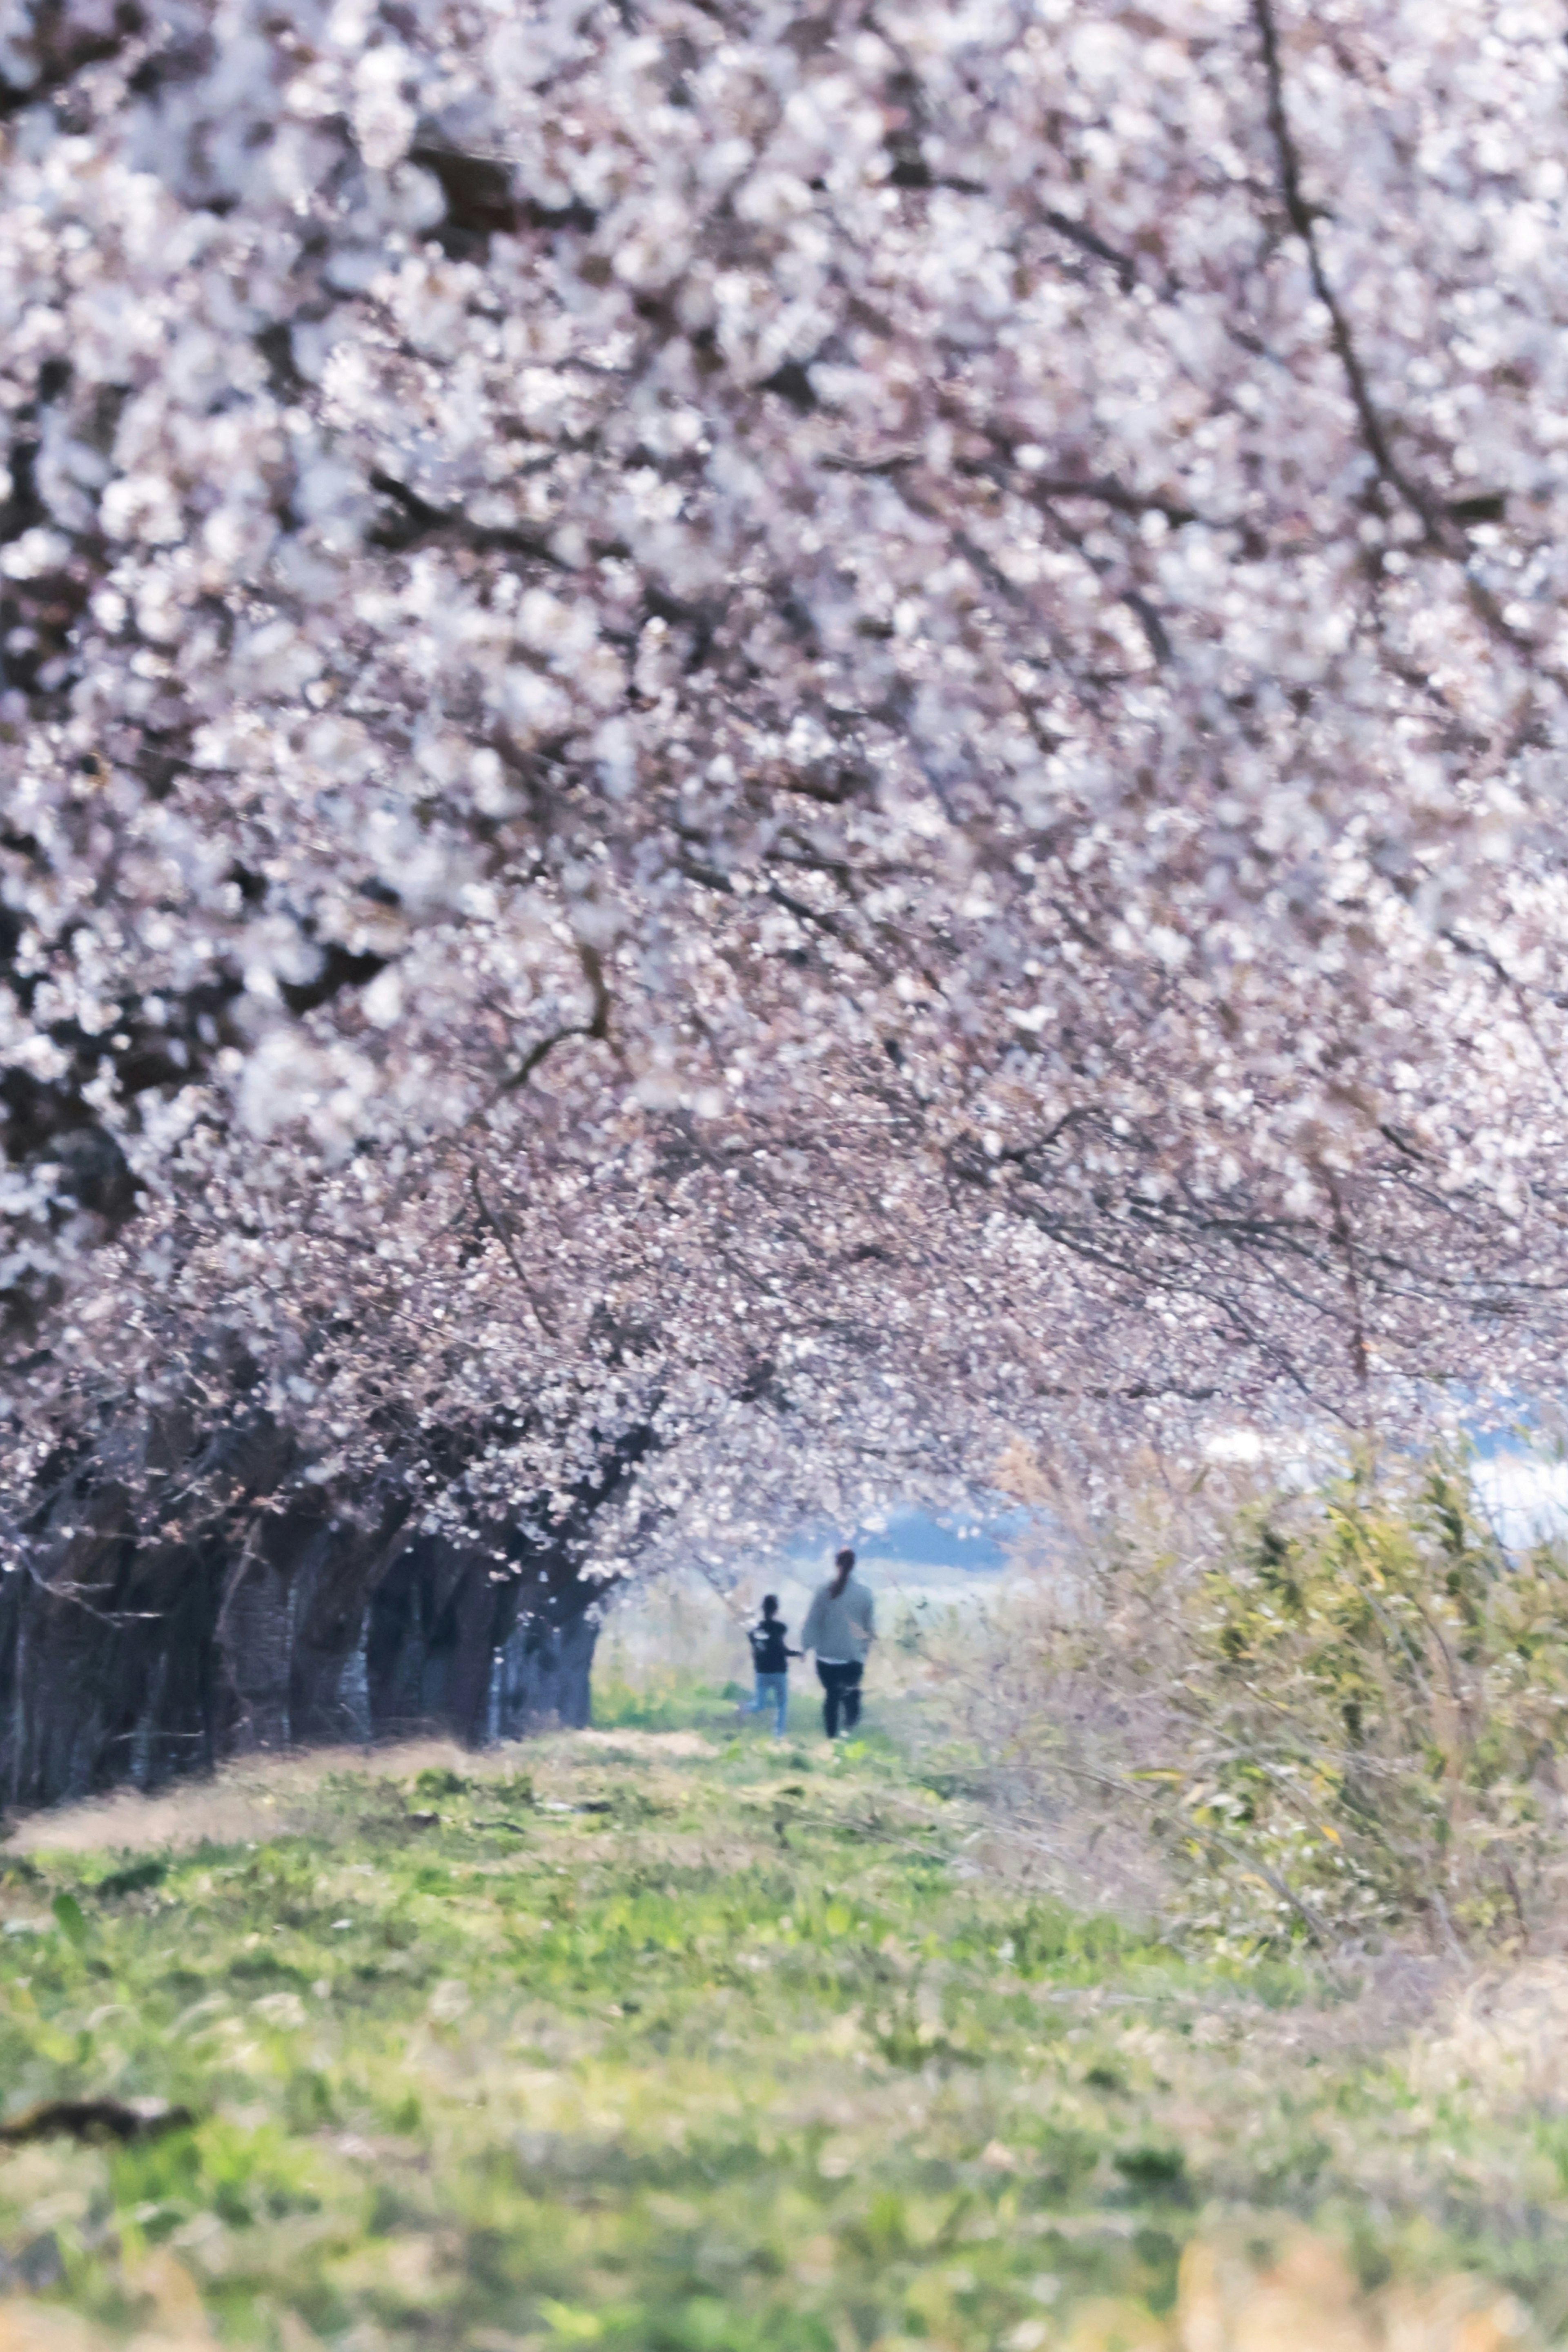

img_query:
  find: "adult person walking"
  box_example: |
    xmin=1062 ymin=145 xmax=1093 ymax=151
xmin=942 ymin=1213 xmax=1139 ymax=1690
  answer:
xmin=800 ymin=1547 xmax=875 ymax=1739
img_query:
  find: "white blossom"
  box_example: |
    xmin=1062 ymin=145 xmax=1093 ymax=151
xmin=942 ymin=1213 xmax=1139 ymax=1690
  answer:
xmin=3 ymin=0 xmax=1568 ymax=1578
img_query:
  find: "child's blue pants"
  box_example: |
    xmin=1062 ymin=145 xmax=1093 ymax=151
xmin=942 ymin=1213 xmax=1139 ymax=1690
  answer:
xmin=743 ymin=1672 xmax=788 ymax=1736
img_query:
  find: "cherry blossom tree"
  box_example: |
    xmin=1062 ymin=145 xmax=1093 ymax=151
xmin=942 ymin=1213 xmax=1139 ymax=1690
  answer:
xmin=3 ymin=0 xmax=1567 ymax=1795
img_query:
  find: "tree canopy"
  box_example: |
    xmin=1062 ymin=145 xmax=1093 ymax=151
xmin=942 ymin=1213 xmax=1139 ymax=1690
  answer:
xmin=4 ymin=0 xmax=1568 ymax=1598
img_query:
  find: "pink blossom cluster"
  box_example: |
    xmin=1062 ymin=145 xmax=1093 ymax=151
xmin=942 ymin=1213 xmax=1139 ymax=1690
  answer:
xmin=2 ymin=0 xmax=1566 ymax=1567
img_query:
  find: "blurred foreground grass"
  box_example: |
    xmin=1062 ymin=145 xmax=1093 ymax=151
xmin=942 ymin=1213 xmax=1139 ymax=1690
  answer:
xmin=0 ymin=1685 xmax=1561 ymax=2350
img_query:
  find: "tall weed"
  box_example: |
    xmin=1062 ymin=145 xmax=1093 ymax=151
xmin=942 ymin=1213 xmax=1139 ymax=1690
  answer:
xmin=1179 ymin=1457 xmax=1568 ymax=1948
xmin=918 ymin=1451 xmax=1568 ymax=1953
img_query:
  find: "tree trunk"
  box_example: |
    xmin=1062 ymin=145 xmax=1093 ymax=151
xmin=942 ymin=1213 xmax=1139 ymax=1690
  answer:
xmin=1 ymin=1411 xmax=649 ymax=1813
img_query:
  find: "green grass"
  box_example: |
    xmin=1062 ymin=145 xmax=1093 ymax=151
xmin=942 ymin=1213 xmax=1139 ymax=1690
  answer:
xmin=0 ymin=1718 xmax=1562 ymax=2347
xmin=590 ymin=1672 xmax=745 ymax=1736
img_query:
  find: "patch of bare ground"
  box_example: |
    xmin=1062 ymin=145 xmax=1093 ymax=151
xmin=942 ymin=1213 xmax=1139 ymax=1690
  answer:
xmin=3 ymin=1730 xmax=710 ymax=1858
xmin=567 ymin=1729 xmax=714 ymax=1759
xmin=1411 ymin=1955 xmax=1568 ymax=2111
xmin=4 ymin=1739 xmax=460 ymax=1857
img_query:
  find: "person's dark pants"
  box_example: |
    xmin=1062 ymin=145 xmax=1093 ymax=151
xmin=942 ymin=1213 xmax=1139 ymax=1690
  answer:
xmin=816 ymin=1660 xmax=863 ymax=1739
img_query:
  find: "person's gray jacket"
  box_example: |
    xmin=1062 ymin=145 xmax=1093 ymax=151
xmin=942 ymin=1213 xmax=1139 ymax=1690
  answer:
xmin=800 ymin=1575 xmax=875 ymax=1663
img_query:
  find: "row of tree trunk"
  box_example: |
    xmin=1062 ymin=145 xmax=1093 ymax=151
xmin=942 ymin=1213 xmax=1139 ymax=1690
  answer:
xmin=2 ymin=1403 xmax=651 ymax=1812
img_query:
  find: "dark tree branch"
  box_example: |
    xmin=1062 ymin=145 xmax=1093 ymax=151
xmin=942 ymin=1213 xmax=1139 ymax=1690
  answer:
xmin=1250 ymin=0 xmax=1550 ymax=671
xmin=367 ymin=469 xmax=561 ymax=565
xmin=494 ymin=940 xmax=610 ymax=1098
xmin=1040 ymin=208 xmax=1138 ymax=294
xmin=1322 ymin=1169 xmax=1370 ymax=1394
xmin=1252 ymin=0 xmax=1439 ymax=529
xmin=469 ymin=1165 xmax=559 ymax=1335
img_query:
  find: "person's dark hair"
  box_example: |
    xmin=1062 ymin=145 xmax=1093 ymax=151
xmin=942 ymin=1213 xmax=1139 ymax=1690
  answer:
xmin=835 ymin=1546 xmax=855 ymax=1572
xmin=761 ymin=1593 xmax=779 ymax=1617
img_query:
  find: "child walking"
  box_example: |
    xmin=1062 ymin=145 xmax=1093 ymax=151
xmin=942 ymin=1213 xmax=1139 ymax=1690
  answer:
xmin=740 ymin=1595 xmax=798 ymax=1738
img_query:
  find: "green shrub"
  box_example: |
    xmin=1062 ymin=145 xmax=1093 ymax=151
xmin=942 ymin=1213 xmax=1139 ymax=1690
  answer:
xmin=1172 ymin=1454 xmax=1568 ymax=1946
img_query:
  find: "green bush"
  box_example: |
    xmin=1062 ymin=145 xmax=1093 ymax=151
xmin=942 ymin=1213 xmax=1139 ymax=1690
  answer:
xmin=1171 ymin=1454 xmax=1568 ymax=1946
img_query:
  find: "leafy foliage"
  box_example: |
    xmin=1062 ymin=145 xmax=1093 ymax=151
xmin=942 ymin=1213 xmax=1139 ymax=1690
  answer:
xmin=967 ymin=1447 xmax=1568 ymax=1954
xmin=1175 ymin=1458 xmax=1568 ymax=1947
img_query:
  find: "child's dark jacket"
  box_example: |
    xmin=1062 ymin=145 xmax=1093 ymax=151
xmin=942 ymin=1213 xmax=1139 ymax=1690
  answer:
xmin=748 ymin=1620 xmax=791 ymax=1675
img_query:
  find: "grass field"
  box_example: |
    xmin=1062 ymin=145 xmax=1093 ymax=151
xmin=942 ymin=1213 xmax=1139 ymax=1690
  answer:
xmin=0 ymin=1684 xmax=1559 ymax=2350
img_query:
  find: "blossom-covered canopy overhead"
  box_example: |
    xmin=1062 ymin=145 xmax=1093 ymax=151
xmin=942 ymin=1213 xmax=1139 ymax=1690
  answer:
xmin=3 ymin=0 xmax=1567 ymax=1578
